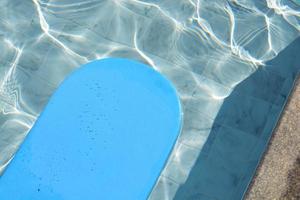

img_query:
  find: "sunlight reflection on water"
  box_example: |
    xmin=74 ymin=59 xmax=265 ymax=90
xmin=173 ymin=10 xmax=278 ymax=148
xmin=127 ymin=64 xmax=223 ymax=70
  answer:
xmin=0 ymin=0 xmax=299 ymax=199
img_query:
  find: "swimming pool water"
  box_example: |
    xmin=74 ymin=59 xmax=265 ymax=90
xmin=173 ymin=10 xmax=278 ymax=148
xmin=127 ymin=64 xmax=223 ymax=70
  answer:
xmin=0 ymin=0 xmax=299 ymax=199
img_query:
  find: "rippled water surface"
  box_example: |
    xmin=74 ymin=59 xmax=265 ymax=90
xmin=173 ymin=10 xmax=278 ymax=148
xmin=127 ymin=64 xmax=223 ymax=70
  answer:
xmin=0 ymin=0 xmax=299 ymax=199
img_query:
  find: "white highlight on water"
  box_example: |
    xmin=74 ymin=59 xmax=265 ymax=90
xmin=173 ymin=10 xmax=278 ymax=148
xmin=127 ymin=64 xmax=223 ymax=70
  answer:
xmin=0 ymin=0 xmax=299 ymax=199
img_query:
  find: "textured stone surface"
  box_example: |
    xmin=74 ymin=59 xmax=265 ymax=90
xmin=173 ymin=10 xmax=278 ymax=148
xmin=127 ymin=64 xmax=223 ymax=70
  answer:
xmin=245 ymin=77 xmax=300 ymax=200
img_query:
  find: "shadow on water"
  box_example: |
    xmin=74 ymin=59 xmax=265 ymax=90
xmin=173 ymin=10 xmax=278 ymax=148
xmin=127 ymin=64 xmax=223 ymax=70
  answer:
xmin=174 ymin=36 xmax=300 ymax=200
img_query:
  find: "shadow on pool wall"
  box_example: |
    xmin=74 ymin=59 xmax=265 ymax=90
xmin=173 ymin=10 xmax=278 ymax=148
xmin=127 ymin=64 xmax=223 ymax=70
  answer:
xmin=174 ymin=36 xmax=300 ymax=200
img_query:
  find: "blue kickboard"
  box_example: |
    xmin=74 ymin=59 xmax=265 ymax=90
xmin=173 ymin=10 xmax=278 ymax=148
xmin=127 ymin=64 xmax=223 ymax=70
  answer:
xmin=0 ymin=58 xmax=181 ymax=200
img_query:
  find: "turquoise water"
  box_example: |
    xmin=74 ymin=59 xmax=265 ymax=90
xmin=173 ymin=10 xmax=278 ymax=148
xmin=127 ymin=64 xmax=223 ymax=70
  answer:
xmin=294 ymin=0 xmax=300 ymax=5
xmin=0 ymin=0 xmax=299 ymax=199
